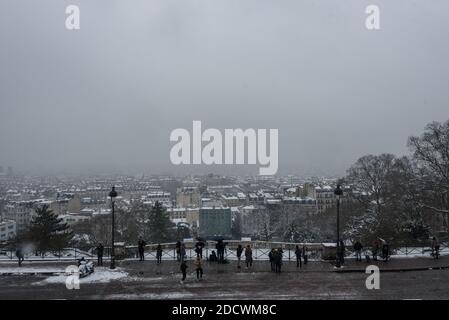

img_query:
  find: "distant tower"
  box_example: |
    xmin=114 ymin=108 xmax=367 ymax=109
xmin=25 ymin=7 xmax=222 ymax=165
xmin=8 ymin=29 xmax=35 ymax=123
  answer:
xmin=7 ymin=166 xmax=13 ymax=176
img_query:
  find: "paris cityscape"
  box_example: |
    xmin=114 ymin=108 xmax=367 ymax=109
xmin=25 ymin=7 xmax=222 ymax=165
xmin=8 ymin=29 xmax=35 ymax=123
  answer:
xmin=1 ymin=0 xmax=449 ymax=308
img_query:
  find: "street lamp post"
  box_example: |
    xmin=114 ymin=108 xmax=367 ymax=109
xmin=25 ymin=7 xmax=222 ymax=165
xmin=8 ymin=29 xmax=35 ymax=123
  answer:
xmin=334 ymin=184 xmax=343 ymax=268
xmin=109 ymin=186 xmax=117 ymax=269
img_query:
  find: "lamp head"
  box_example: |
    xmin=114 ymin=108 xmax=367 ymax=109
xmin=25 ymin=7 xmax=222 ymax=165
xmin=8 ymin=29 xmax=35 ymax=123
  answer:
xmin=334 ymin=184 xmax=343 ymax=196
xmin=109 ymin=186 xmax=118 ymax=199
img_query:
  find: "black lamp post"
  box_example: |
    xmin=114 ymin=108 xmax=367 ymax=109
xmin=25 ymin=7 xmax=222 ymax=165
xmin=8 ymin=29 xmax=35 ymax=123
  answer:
xmin=334 ymin=184 xmax=343 ymax=268
xmin=109 ymin=186 xmax=117 ymax=269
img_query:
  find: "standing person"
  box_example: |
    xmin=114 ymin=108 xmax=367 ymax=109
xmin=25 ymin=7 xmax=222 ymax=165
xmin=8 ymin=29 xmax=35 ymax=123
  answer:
xmin=245 ymin=245 xmax=253 ymax=269
xmin=195 ymin=240 xmax=204 ymax=258
xmin=269 ymin=248 xmax=275 ymax=272
xmin=275 ymin=249 xmax=283 ymax=274
xmin=338 ymin=240 xmax=345 ymax=265
xmin=15 ymin=245 xmax=24 ymax=267
xmin=431 ymin=237 xmax=440 ymax=259
xmin=180 ymin=260 xmax=188 ymax=284
xmin=236 ymin=244 xmax=243 ymax=269
xmin=96 ymin=243 xmax=104 ymax=266
xmin=175 ymin=241 xmax=181 ymax=262
xmin=272 ymin=250 xmax=279 ymax=273
xmin=180 ymin=243 xmax=187 ymax=262
xmin=295 ymin=245 xmax=302 ymax=268
xmin=353 ymin=241 xmax=363 ymax=262
xmin=216 ymin=240 xmax=225 ymax=264
xmin=194 ymin=256 xmax=204 ymax=280
xmin=372 ymin=238 xmax=380 ymax=261
xmin=210 ymin=250 xmax=217 ymax=262
xmin=138 ymin=237 xmax=146 ymax=261
xmin=381 ymin=240 xmax=390 ymax=262
xmin=156 ymin=244 xmax=163 ymax=264
xmin=303 ymin=246 xmax=308 ymax=265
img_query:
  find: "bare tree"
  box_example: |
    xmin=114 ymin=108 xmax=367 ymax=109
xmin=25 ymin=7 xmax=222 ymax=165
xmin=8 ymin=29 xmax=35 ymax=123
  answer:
xmin=408 ymin=119 xmax=449 ymax=231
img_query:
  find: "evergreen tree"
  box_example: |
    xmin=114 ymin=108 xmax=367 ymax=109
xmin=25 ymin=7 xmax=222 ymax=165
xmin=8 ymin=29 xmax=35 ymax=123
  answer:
xmin=147 ymin=201 xmax=175 ymax=243
xmin=26 ymin=205 xmax=72 ymax=255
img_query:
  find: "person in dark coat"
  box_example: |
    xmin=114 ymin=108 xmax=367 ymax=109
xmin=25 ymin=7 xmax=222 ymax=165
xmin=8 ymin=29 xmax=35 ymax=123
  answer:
xmin=245 ymin=245 xmax=253 ymax=268
xmin=236 ymin=244 xmax=243 ymax=268
xmin=180 ymin=243 xmax=187 ymax=262
xmin=138 ymin=238 xmax=146 ymax=261
xmin=432 ymin=237 xmax=440 ymax=259
xmin=276 ymin=248 xmax=283 ymax=273
xmin=175 ymin=240 xmax=182 ymax=261
xmin=216 ymin=240 xmax=226 ymax=264
xmin=303 ymin=246 xmax=308 ymax=264
xmin=180 ymin=260 xmax=188 ymax=283
xmin=156 ymin=244 xmax=163 ymax=264
xmin=295 ymin=245 xmax=302 ymax=268
xmin=195 ymin=240 xmax=205 ymax=258
xmin=209 ymin=250 xmax=218 ymax=262
xmin=269 ymin=248 xmax=276 ymax=272
xmin=372 ymin=238 xmax=380 ymax=261
xmin=15 ymin=245 xmax=24 ymax=267
xmin=381 ymin=240 xmax=390 ymax=262
xmin=338 ymin=240 xmax=345 ymax=265
xmin=353 ymin=241 xmax=363 ymax=262
xmin=96 ymin=243 xmax=104 ymax=266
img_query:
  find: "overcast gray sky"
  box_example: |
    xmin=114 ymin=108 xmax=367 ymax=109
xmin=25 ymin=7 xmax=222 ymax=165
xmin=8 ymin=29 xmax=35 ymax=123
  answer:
xmin=1 ymin=0 xmax=448 ymax=176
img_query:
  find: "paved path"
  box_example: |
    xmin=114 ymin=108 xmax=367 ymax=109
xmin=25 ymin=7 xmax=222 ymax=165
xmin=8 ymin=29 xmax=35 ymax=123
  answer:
xmin=1 ymin=257 xmax=449 ymax=299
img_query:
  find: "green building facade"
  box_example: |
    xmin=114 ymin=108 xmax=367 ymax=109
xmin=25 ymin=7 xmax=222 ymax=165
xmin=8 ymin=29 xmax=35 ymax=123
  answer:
xmin=199 ymin=207 xmax=232 ymax=239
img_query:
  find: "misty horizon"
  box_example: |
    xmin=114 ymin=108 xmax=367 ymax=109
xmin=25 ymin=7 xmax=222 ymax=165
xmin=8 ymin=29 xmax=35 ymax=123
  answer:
xmin=1 ymin=0 xmax=448 ymax=176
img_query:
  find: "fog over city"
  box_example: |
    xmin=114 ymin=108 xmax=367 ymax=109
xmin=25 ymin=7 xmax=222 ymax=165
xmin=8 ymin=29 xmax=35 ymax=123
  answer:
xmin=1 ymin=0 xmax=448 ymax=176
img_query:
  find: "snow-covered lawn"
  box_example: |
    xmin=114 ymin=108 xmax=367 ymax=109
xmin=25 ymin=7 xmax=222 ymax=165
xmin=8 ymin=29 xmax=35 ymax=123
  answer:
xmin=34 ymin=267 xmax=129 ymax=285
xmin=0 ymin=267 xmax=64 ymax=274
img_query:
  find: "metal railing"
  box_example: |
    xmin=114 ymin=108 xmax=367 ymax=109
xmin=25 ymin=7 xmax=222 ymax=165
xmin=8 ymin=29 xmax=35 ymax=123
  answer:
xmin=0 ymin=248 xmax=94 ymax=261
xmin=1 ymin=240 xmax=447 ymax=262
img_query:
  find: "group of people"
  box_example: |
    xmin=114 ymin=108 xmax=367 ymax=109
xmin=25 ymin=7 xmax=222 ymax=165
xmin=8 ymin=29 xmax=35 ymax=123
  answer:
xmin=268 ymin=248 xmax=284 ymax=273
xmin=180 ymin=241 xmax=205 ymax=283
xmin=350 ymin=238 xmax=390 ymax=263
xmin=95 ymin=237 xmax=150 ymax=266
xmin=89 ymin=236 xmax=443 ymax=281
xmin=175 ymin=241 xmax=187 ymax=262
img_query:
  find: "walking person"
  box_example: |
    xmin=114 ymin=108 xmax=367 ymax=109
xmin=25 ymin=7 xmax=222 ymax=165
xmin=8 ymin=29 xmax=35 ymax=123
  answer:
xmin=180 ymin=260 xmax=188 ymax=284
xmin=15 ymin=245 xmax=24 ymax=267
xmin=236 ymin=244 xmax=243 ymax=269
xmin=245 ymin=245 xmax=253 ymax=269
xmin=295 ymin=245 xmax=302 ymax=268
xmin=194 ymin=256 xmax=204 ymax=280
xmin=353 ymin=241 xmax=363 ymax=262
xmin=156 ymin=244 xmax=163 ymax=264
xmin=96 ymin=243 xmax=104 ymax=266
xmin=138 ymin=237 xmax=146 ymax=261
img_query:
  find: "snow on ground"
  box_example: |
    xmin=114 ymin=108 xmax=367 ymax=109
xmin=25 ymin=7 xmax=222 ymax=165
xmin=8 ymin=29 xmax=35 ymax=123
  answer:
xmin=106 ymin=292 xmax=196 ymax=299
xmin=0 ymin=267 xmax=63 ymax=274
xmin=33 ymin=267 xmax=128 ymax=285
